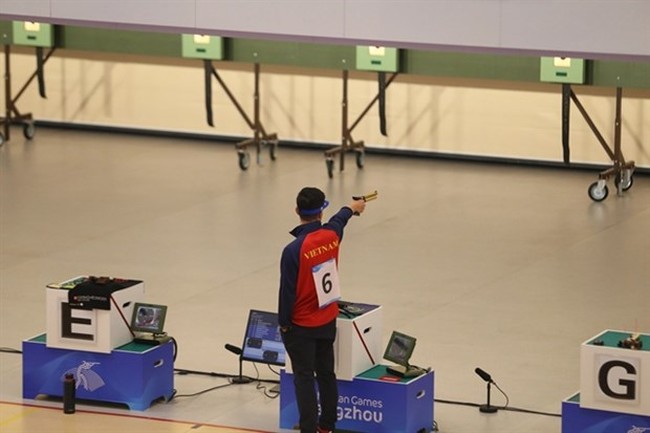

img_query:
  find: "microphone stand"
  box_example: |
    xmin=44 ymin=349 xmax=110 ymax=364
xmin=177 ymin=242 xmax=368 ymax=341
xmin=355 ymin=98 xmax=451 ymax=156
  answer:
xmin=231 ymin=353 xmax=252 ymax=384
xmin=479 ymin=381 xmax=498 ymax=413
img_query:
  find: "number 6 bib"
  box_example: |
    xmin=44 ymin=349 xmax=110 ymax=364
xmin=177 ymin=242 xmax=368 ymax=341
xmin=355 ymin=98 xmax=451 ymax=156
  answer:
xmin=312 ymin=258 xmax=341 ymax=308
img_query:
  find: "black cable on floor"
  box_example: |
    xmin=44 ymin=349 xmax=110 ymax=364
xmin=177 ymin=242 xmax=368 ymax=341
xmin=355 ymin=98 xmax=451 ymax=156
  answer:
xmin=501 ymin=406 xmax=561 ymax=417
xmin=171 ymin=382 xmax=234 ymax=398
xmin=434 ymin=398 xmax=482 ymax=408
xmin=174 ymin=368 xmax=242 ymax=380
xmin=434 ymin=398 xmax=561 ymax=417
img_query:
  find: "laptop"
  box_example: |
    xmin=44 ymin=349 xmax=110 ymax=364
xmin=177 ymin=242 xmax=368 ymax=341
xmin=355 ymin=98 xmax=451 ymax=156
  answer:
xmin=130 ymin=302 xmax=169 ymax=345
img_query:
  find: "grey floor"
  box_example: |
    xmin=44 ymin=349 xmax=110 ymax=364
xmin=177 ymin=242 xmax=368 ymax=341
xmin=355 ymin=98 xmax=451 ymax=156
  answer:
xmin=1 ymin=128 xmax=649 ymax=433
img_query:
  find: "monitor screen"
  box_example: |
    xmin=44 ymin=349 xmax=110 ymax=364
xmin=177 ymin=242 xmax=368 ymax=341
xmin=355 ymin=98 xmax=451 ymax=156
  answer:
xmin=130 ymin=302 xmax=167 ymax=334
xmin=383 ymin=331 xmax=417 ymax=367
xmin=241 ymin=309 xmax=286 ymax=366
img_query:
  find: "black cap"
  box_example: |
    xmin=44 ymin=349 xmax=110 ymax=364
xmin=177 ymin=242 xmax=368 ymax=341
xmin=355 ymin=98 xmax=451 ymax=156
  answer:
xmin=296 ymin=187 xmax=329 ymax=216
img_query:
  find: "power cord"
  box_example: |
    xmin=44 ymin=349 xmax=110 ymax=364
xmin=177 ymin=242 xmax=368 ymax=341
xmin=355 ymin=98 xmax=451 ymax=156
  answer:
xmin=251 ymin=363 xmax=281 ymax=399
xmin=493 ymin=381 xmax=510 ymax=409
xmin=256 ymin=380 xmax=280 ymax=399
xmin=500 ymin=406 xmax=561 ymax=417
xmin=174 ymin=368 xmax=240 ymax=379
xmin=170 ymin=381 xmax=234 ymax=398
xmin=433 ymin=398 xmax=561 ymax=417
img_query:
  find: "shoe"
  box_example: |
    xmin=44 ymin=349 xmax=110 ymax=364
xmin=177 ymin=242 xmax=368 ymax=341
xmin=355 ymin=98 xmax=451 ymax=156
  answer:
xmin=316 ymin=428 xmax=332 ymax=433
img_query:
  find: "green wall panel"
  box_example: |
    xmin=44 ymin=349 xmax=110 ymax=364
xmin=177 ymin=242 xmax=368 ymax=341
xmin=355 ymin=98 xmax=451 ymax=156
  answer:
xmin=404 ymin=51 xmax=540 ymax=82
xmin=0 ymin=21 xmax=12 ymax=43
xmin=58 ymin=27 xmax=180 ymax=57
xmin=591 ymin=61 xmax=650 ymax=89
xmin=228 ymin=39 xmax=354 ymax=70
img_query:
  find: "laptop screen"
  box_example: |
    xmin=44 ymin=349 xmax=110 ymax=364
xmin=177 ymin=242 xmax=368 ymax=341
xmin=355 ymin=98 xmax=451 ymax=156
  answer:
xmin=383 ymin=330 xmax=417 ymax=367
xmin=241 ymin=309 xmax=286 ymax=366
xmin=130 ymin=302 xmax=167 ymax=335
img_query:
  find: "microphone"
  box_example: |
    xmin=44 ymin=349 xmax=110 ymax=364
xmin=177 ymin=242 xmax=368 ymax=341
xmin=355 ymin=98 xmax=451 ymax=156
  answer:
xmin=475 ymin=367 xmax=493 ymax=383
xmin=474 ymin=367 xmax=498 ymax=413
xmin=225 ymin=343 xmax=242 ymax=356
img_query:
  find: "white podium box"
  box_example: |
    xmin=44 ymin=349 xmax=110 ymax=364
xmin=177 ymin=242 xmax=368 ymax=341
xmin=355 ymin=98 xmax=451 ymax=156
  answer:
xmin=46 ymin=276 xmax=144 ymax=353
xmin=284 ymin=303 xmax=383 ymax=381
xmin=579 ymin=329 xmax=650 ymax=416
xmin=335 ymin=304 xmax=383 ymax=381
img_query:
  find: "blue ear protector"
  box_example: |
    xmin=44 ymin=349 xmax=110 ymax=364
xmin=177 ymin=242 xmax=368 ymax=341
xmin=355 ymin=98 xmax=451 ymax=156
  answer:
xmin=299 ymin=200 xmax=329 ymax=216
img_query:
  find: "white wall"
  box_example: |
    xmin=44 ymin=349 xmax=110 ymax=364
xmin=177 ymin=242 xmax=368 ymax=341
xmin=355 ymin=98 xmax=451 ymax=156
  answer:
xmin=2 ymin=1 xmax=650 ymax=59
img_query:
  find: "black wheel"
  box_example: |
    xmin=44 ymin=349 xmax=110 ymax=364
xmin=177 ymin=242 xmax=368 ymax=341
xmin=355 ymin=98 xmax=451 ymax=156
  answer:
xmin=238 ymin=151 xmax=250 ymax=170
xmin=269 ymin=142 xmax=277 ymax=161
xmin=326 ymin=158 xmax=334 ymax=178
xmin=588 ymin=182 xmax=608 ymax=202
xmin=614 ymin=172 xmax=634 ymax=191
xmin=23 ymin=122 xmax=35 ymax=140
xmin=355 ymin=151 xmax=365 ymax=168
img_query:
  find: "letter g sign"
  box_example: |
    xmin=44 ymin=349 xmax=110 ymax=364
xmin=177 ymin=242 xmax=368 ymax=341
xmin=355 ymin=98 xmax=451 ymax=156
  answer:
xmin=598 ymin=359 xmax=638 ymax=400
xmin=582 ymin=337 xmax=649 ymax=415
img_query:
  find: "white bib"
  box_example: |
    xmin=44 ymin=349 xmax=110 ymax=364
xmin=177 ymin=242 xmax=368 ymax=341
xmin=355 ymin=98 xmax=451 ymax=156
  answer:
xmin=312 ymin=258 xmax=341 ymax=308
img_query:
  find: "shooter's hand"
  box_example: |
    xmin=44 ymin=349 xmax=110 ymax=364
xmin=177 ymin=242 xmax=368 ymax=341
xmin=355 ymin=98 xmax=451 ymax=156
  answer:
xmin=349 ymin=198 xmax=366 ymax=216
xmin=350 ymin=190 xmax=377 ymax=216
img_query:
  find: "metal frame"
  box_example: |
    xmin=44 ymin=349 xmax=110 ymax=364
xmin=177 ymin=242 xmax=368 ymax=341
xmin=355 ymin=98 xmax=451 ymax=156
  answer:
xmin=205 ymin=61 xmax=278 ymax=170
xmin=1 ymin=45 xmax=56 ymax=145
xmin=324 ymin=70 xmax=398 ymax=177
xmin=562 ymin=84 xmax=636 ymax=201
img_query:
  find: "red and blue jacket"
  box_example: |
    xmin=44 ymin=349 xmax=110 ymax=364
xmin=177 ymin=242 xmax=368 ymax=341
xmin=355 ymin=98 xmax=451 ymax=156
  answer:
xmin=278 ymin=207 xmax=354 ymax=328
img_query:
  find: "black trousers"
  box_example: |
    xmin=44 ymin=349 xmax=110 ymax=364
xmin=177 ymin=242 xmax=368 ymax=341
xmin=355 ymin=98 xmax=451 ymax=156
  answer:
xmin=282 ymin=320 xmax=338 ymax=433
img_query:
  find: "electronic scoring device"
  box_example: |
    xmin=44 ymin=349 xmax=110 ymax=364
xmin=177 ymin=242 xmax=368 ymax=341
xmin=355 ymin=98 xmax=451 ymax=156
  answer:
xmin=130 ymin=302 xmax=170 ymax=345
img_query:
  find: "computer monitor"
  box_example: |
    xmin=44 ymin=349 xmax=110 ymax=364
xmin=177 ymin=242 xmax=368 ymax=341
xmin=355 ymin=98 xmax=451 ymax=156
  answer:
xmin=130 ymin=302 xmax=167 ymax=335
xmin=383 ymin=331 xmax=417 ymax=368
xmin=241 ymin=309 xmax=286 ymax=366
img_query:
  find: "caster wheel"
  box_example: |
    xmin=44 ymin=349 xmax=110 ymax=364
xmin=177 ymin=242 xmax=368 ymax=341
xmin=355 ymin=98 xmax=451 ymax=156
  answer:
xmin=614 ymin=172 xmax=633 ymax=191
xmin=238 ymin=151 xmax=250 ymax=170
xmin=23 ymin=122 xmax=35 ymax=139
xmin=588 ymin=181 xmax=608 ymax=202
xmin=326 ymin=158 xmax=334 ymax=178
xmin=355 ymin=151 xmax=365 ymax=168
xmin=0 ymin=133 xmax=5 ymax=146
